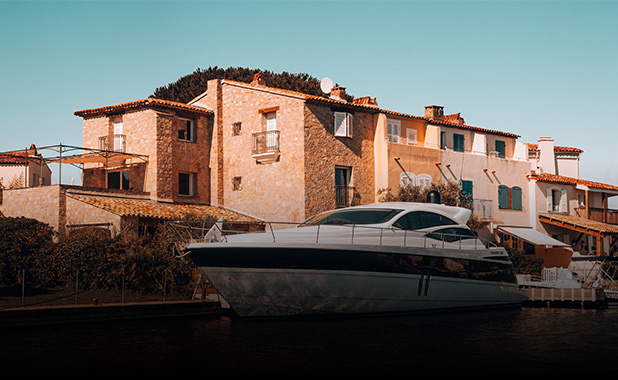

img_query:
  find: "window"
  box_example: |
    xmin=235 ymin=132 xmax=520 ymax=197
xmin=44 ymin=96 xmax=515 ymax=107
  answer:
xmin=495 ymin=140 xmax=506 ymax=158
xmin=400 ymin=172 xmax=432 ymax=189
xmin=427 ymin=227 xmax=477 ymax=243
xmin=453 ymin=134 xmax=465 ymax=152
xmin=113 ymin=119 xmax=124 ymax=152
xmin=232 ymin=176 xmax=242 ymax=191
xmin=179 ymin=172 xmax=195 ymax=196
xmin=265 ymin=112 xmax=277 ymax=131
xmin=303 ymin=208 xmax=403 ymax=225
xmin=232 ymin=122 xmax=242 ymax=136
xmin=335 ymin=166 xmax=352 ymax=207
xmin=108 ymin=170 xmax=130 ymax=190
xmin=393 ymin=211 xmax=457 ymax=231
xmin=178 ymin=119 xmax=196 ymax=142
xmin=547 ymin=188 xmax=567 ymax=212
xmin=386 ymin=119 xmax=400 ymax=143
xmin=440 ymin=131 xmax=447 ymax=149
xmin=499 ymin=185 xmax=522 ymax=210
xmin=334 ymin=111 xmax=353 ymax=138
xmin=461 ymin=180 xmax=473 ymax=205
xmin=406 ymin=128 xmax=417 ymax=145
xmin=416 ymin=174 xmax=432 ymax=189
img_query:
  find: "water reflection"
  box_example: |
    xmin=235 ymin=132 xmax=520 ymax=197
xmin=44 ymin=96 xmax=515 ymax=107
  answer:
xmin=3 ymin=308 xmax=618 ymax=376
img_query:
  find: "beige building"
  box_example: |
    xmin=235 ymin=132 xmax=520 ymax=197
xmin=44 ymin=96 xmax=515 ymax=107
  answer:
xmin=0 ymin=144 xmax=51 ymax=189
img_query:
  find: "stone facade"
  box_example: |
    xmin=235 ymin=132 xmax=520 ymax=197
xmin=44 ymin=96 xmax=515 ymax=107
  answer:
xmin=78 ymin=100 xmax=213 ymax=204
xmin=189 ymin=79 xmax=378 ymax=223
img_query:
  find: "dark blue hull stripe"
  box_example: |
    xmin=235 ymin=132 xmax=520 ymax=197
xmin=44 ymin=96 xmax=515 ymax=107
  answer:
xmin=188 ymin=247 xmax=518 ymax=284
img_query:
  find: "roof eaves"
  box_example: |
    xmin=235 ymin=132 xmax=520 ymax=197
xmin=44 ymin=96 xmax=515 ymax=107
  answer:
xmin=74 ymin=98 xmax=214 ymax=118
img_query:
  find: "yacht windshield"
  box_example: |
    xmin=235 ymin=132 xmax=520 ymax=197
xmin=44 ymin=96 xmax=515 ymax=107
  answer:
xmin=301 ymin=208 xmax=403 ymax=226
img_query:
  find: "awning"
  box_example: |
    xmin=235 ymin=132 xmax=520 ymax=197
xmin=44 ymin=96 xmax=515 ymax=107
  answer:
xmin=538 ymin=213 xmax=618 ymax=238
xmin=497 ymin=226 xmax=569 ymax=247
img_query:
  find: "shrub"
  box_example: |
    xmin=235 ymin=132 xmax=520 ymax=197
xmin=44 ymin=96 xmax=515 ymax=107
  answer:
xmin=0 ymin=216 xmax=54 ymax=287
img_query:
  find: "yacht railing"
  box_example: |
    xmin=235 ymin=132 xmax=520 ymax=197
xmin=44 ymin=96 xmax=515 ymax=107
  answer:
xmin=168 ymin=220 xmax=499 ymax=251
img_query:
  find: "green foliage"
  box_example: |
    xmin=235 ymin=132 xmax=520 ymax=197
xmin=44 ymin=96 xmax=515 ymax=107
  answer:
xmin=0 ymin=216 xmax=54 ymax=287
xmin=506 ymin=247 xmax=544 ymax=276
xmin=152 ymin=66 xmax=354 ymax=103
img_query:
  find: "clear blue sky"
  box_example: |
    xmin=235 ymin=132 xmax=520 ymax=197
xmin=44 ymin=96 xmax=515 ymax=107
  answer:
xmin=1 ymin=0 xmax=617 ymax=189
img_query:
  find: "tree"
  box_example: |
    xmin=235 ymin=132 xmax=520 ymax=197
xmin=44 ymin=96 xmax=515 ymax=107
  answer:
xmin=152 ymin=66 xmax=354 ymax=103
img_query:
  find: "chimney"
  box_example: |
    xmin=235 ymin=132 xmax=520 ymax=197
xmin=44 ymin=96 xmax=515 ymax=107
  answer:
xmin=538 ymin=136 xmax=556 ymax=174
xmin=330 ymin=86 xmax=347 ymax=101
xmin=251 ymin=73 xmax=265 ymax=86
xmin=352 ymin=96 xmax=378 ymax=108
xmin=424 ymin=105 xmax=444 ymax=121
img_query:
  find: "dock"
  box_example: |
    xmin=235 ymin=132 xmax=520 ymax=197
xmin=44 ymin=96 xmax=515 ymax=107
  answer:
xmin=522 ymin=287 xmax=609 ymax=309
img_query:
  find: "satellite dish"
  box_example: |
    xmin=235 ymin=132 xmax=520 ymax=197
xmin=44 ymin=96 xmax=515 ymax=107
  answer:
xmin=320 ymin=77 xmax=333 ymax=94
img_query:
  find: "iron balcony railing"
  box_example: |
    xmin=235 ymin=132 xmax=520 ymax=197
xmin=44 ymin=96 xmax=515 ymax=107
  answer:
xmin=98 ymin=134 xmax=126 ymax=152
xmin=336 ymin=185 xmax=356 ymax=208
xmin=252 ymin=130 xmax=280 ymax=155
xmin=473 ymin=199 xmax=493 ymax=220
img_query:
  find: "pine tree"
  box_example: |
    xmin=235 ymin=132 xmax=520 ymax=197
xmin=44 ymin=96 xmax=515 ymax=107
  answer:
xmin=152 ymin=66 xmax=353 ymax=103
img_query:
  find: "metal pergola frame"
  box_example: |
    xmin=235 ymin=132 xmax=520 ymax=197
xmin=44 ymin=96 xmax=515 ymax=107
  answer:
xmin=1 ymin=144 xmax=149 ymax=185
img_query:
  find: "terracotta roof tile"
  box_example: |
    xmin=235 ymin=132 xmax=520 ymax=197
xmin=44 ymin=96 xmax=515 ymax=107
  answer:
xmin=74 ymin=98 xmax=213 ymax=118
xmin=0 ymin=151 xmax=29 ymax=165
xmin=222 ymin=79 xmax=520 ymax=138
xmin=67 ymin=193 xmax=259 ymax=222
xmin=526 ymin=143 xmax=583 ymax=153
xmin=529 ymin=172 xmax=618 ymax=192
xmin=539 ymin=213 xmax=618 ymax=235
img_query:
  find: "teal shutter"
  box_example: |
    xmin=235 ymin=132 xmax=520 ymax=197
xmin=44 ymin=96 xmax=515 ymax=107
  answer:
xmin=498 ymin=185 xmax=509 ymax=209
xmin=495 ymin=140 xmax=506 ymax=158
xmin=453 ymin=134 xmax=465 ymax=152
xmin=461 ymin=180 xmax=473 ymax=208
xmin=511 ymin=186 xmax=522 ymax=210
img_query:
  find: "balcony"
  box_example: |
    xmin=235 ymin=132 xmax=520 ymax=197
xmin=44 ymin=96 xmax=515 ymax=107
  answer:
xmin=99 ymin=134 xmax=126 ymax=153
xmin=252 ymin=130 xmax=280 ymax=164
xmin=335 ymin=185 xmax=357 ymax=208
xmin=575 ymin=206 xmax=618 ymax=225
xmin=472 ymin=199 xmax=493 ymax=220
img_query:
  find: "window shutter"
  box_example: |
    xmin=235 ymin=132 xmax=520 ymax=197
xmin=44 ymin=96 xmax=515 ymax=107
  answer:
xmin=495 ymin=140 xmax=506 ymax=158
xmin=334 ymin=112 xmax=346 ymax=136
xmin=454 ymin=134 xmax=465 ymax=152
xmin=511 ymin=186 xmax=522 ymax=210
xmin=498 ymin=185 xmax=509 ymax=209
xmin=559 ymin=189 xmax=568 ymax=212
xmin=546 ymin=188 xmax=553 ymax=211
xmin=387 ymin=120 xmax=400 ymax=142
xmin=347 ymin=112 xmax=353 ymax=137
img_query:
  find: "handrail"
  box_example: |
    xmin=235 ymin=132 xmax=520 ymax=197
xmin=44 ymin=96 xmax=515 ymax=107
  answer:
xmin=168 ymin=220 xmax=499 ymax=251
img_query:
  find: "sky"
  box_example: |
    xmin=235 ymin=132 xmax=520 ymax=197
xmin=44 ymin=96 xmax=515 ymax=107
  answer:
xmin=1 ymin=0 xmax=617 ymax=191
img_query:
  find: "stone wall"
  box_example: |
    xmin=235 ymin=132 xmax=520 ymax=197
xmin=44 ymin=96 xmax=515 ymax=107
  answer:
xmin=216 ymin=81 xmax=307 ymax=222
xmin=0 ymin=185 xmax=62 ymax=231
xmin=81 ymin=107 xmax=212 ymax=204
xmin=304 ymin=102 xmax=377 ymax=219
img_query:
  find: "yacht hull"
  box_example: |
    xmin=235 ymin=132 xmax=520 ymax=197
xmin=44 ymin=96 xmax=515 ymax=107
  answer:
xmin=188 ymin=244 xmax=527 ymax=317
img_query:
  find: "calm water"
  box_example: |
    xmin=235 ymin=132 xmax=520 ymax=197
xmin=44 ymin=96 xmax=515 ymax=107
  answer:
xmin=3 ymin=307 xmax=618 ymax=376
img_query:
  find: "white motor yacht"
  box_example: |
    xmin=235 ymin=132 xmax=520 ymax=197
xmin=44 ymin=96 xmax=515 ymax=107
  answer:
xmin=184 ymin=201 xmax=527 ymax=317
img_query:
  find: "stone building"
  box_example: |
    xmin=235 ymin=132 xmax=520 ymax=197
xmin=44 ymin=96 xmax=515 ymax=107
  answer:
xmin=187 ymin=75 xmax=379 ymax=222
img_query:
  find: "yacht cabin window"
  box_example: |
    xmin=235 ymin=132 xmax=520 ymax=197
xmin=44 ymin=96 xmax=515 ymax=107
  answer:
xmin=393 ymin=211 xmax=457 ymax=230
